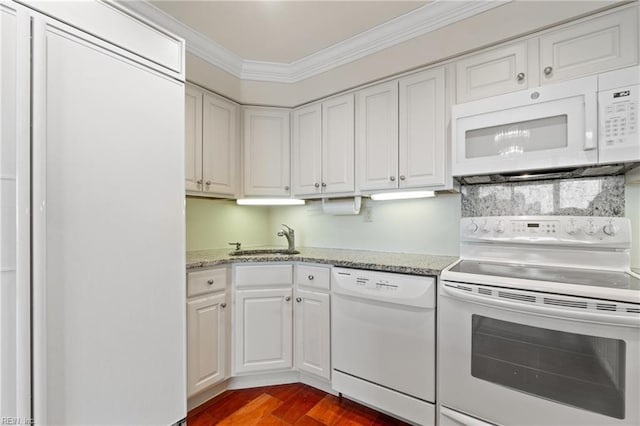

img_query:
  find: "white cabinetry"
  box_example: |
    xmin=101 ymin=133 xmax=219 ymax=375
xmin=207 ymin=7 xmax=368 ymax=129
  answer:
xmin=233 ymin=264 xmax=293 ymax=374
xmin=455 ymin=42 xmax=529 ymax=103
xmin=357 ymin=68 xmax=449 ymax=192
xmin=187 ymin=268 xmax=229 ymax=398
xmin=294 ymin=265 xmax=331 ymax=381
xmin=243 ymin=108 xmax=291 ymax=197
xmin=455 ymin=6 xmax=638 ymax=103
xmin=356 ymin=81 xmax=399 ymax=191
xmin=185 ymin=84 xmax=239 ymax=197
xmin=538 ymin=7 xmax=638 ymax=84
xmin=292 ymin=94 xmax=355 ymax=197
xmin=399 ymin=68 xmax=447 ymax=188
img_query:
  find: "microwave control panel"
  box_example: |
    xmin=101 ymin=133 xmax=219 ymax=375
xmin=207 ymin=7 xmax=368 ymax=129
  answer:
xmin=599 ymin=83 xmax=638 ymax=147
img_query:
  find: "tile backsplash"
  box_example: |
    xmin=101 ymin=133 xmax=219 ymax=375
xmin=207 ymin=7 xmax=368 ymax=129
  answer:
xmin=461 ymin=176 xmax=625 ymax=217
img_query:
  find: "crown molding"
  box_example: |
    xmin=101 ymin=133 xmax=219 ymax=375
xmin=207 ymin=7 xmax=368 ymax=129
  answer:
xmin=122 ymin=0 xmax=511 ymax=84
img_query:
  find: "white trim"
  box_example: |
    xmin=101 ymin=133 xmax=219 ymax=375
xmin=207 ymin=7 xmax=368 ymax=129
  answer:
xmin=120 ymin=0 xmax=510 ymax=83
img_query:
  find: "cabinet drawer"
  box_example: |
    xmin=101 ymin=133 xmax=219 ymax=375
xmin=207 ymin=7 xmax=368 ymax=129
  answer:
xmin=296 ymin=265 xmax=330 ymax=291
xmin=235 ymin=264 xmax=293 ymax=287
xmin=188 ymin=268 xmax=227 ymax=297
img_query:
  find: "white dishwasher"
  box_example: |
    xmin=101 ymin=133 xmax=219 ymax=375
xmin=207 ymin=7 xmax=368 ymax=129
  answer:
xmin=331 ymin=267 xmax=436 ymax=425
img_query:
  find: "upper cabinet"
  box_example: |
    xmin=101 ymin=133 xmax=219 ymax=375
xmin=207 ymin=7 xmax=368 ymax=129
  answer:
xmin=538 ymin=8 xmax=638 ymax=84
xmin=455 ymin=42 xmax=529 ymax=103
xmin=185 ymin=84 xmax=239 ymax=198
xmin=455 ymin=6 xmax=638 ymax=103
xmin=356 ymin=81 xmax=399 ymax=192
xmin=398 ymin=68 xmax=447 ymax=189
xmin=243 ymin=107 xmax=291 ymax=197
xmin=292 ymin=94 xmax=355 ymax=197
xmin=357 ymin=68 xmax=449 ymax=192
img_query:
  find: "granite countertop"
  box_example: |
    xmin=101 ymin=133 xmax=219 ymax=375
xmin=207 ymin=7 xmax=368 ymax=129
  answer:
xmin=186 ymin=246 xmax=458 ymax=276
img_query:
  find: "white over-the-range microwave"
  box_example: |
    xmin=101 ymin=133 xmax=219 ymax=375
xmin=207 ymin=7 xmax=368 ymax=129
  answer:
xmin=451 ymin=66 xmax=639 ymax=178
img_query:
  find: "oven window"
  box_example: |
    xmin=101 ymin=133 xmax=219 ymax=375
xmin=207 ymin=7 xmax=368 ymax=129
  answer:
xmin=465 ymin=115 xmax=568 ymax=159
xmin=471 ymin=315 xmax=625 ymax=419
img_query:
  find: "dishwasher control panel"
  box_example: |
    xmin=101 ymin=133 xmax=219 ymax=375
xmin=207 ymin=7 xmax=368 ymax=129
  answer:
xmin=332 ymin=268 xmax=435 ymax=308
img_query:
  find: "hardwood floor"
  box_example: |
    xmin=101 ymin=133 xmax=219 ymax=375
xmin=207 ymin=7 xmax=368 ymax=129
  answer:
xmin=187 ymin=383 xmax=410 ymax=425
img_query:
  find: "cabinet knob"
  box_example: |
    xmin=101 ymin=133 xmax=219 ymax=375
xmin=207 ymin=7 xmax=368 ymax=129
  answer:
xmin=296 ymin=297 xmax=302 ymax=303
xmin=390 ymin=176 xmax=396 ymax=182
xmin=543 ymin=66 xmax=553 ymax=76
xmin=321 ymin=182 xmax=327 ymax=187
xmin=285 ymin=296 xmax=291 ymax=302
xmin=399 ymin=175 xmax=406 ymax=181
xmin=308 ymin=275 xmax=314 ymax=281
xmin=314 ymin=182 xmax=320 ymax=188
xmin=284 ymin=186 xmax=290 ymax=191
xmin=205 ymin=180 xmax=211 ymax=186
xmin=196 ymin=179 xmax=203 ymax=185
xmin=220 ymin=303 xmax=227 ymax=308
xmin=207 ymin=279 xmax=214 ymax=285
xmin=516 ymin=72 xmax=525 ymax=81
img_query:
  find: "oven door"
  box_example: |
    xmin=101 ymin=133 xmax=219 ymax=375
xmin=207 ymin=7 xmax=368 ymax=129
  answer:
xmin=451 ymin=76 xmax=597 ymax=177
xmin=439 ymin=281 xmax=640 ymax=426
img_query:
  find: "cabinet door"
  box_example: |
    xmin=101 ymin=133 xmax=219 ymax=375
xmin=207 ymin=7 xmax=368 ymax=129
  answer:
xmin=243 ymin=108 xmax=291 ymax=197
xmin=294 ymin=289 xmax=330 ymax=381
xmin=234 ymin=288 xmax=293 ymax=374
xmin=187 ymin=292 xmax=227 ymax=397
xmin=356 ymin=81 xmax=399 ymax=191
xmin=455 ymin=42 xmax=528 ymax=103
xmin=322 ymin=93 xmax=355 ymax=195
xmin=539 ymin=8 xmax=638 ymax=84
xmin=399 ymin=68 xmax=446 ymax=188
xmin=292 ymin=103 xmax=322 ymax=197
xmin=202 ymin=93 xmax=238 ymax=197
xmin=185 ymin=85 xmax=203 ymax=192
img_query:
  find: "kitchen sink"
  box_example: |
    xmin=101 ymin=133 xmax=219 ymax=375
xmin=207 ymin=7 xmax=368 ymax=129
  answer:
xmin=229 ymin=249 xmax=301 ymax=256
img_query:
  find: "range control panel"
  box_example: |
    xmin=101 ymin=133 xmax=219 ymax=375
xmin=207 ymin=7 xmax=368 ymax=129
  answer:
xmin=461 ymin=216 xmax=631 ymax=246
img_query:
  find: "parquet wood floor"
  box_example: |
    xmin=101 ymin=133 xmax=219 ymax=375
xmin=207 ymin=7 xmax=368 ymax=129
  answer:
xmin=187 ymin=383 xmax=410 ymax=425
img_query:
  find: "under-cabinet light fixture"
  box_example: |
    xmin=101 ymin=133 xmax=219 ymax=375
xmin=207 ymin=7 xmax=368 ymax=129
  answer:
xmin=370 ymin=191 xmax=436 ymax=201
xmin=236 ymin=198 xmax=306 ymax=206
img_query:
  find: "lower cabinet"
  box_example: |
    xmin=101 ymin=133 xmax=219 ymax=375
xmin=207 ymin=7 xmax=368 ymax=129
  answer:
xmin=233 ymin=287 xmax=293 ymax=374
xmin=187 ymin=267 xmax=229 ymax=397
xmin=294 ymin=288 xmax=330 ymax=380
xmin=232 ymin=263 xmax=331 ymax=381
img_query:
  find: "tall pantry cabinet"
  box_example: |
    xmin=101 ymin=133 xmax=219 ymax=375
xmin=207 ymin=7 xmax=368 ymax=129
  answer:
xmin=1 ymin=1 xmax=187 ymax=424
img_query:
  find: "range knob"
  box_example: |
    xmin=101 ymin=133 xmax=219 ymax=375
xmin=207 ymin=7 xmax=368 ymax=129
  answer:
xmin=583 ymin=220 xmax=599 ymax=236
xmin=603 ymin=222 xmax=618 ymax=236
xmin=565 ymin=220 xmax=578 ymax=235
xmin=480 ymin=220 xmax=491 ymax=233
xmin=495 ymin=220 xmax=505 ymax=234
xmin=467 ymin=222 xmax=479 ymax=233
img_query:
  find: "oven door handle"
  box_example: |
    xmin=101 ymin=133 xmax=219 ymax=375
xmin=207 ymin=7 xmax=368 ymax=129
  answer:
xmin=442 ymin=285 xmax=640 ymax=328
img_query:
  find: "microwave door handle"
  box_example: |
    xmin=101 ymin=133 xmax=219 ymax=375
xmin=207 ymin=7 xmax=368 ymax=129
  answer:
xmin=441 ymin=284 xmax=640 ymax=328
xmin=584 ymin=91 xmax=597 ymax=150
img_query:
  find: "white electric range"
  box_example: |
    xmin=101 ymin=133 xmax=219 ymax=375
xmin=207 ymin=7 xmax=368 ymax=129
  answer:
xmin=439 ymin=216 xmax=640 ymax=426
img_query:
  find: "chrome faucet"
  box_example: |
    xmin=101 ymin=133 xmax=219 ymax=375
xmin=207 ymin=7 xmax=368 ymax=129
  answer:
xmin=277 ymin=224 xmax=295 ymax=252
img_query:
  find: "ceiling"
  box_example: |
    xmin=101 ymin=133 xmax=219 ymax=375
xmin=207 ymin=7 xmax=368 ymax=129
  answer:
xmin=150 ymin=1 xmax=427 ymax=63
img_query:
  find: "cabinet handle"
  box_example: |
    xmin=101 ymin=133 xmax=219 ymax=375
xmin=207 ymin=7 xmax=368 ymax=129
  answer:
xmin=321 ymin=183 xmax=327 ymax=188
xmin=220 ymin=303 xmax=227 ymax=308
xmin=285 ymin=296 xmax=291 ymax=302
xmin=205 ymin=180 xmax=211 ymax=186
xmin=390 ymin=176 xmax=396 ymax=182
xmin=296 ymin=297 xmax=302 ymax=303
xmin=207 ymin=279 xmax=214 ymax=285
xmin=543 ymin=66 xmax=553 ymax=76
xmin=314 ymin=182 xmax=320 ymax=188
xmin=308 ymin=275 xmax=314 ymax=281
xmin=196 ymin=179 xmax=203 ymax=185
xmin=399 ymin=175 xmax=406 ymax=181
xmin=516 ymin=72 xmax=525 ymax=81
